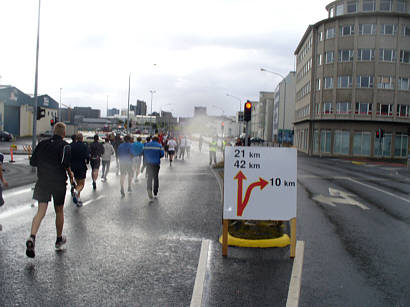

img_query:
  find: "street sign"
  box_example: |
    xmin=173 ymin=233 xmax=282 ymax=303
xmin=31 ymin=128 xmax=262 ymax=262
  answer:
xmin=223 ymin=146 xmax=297 ymax=220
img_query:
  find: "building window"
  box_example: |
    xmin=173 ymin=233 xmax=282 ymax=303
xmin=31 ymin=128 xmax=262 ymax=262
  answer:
xmin=324 ymin=77 xmax=334 ymax=89
xmin=359 ymin=24 xmax=376 ymax=35
xmin=316 ymin=78 xmax=321 ymax=90
xmin=315 ymin=103 xmax=321 ymax=115
xmin=357 ymin=48 xmax=375 ymax=61
xmin=340 ymin=25 xmax=355 ymax=36
xmin=374 ymin=133 xmax=392 ymax=157
xmin=323 ymin=102 xmax=333 ymax=114
xmin=329 ymin=7 xmax=335 ymax=18
xmin=357 ymin=75 xmax=374 ymax=88
xmin=396 ymin=0 xmax=406 ymax=12
xmin=318 ymin=31 xmax=323 ymax=41
xmin=336 ymin=4 xmax=344 ymax=16
xmin=394 ymin=133 xmax=408 ymax=157
xmin=320 ymin=130 xmax=332 ymax=153
xmin=397 ymin=104 xmax=410 ymax=117
xmin=363 ymin=0 xmax=375 ymax=11
xmin=318 ymin=54 xmax=323 ymax=65
xmin=325 ymin=51 xmax=334 ymax=64
xmin=347 ymin=0 xmax=357 ymax=13
xmin=380 ymin=0 xmax=392 ymax=11
xmin=376 ymin=103 xmax=393 ymax=116
xmin=398 ymin=77 xmax=410 ymax=90
xmin=353 ymin=132 xmax=371 ymax=156
xmin=334 ymin=130 xmax=350 ymax=155
xmin=380 ymin=24 xmax=397 ymax=35
xmin=377 ymin=76 xmax=394 ymax=89
xmin=314 ymin=130 xmax=319 ymax=153
xmin=355 ymin=102 xmax=373 ymax=114
xmin=326 ymin=28 xmax=335 ymax=39
xmin=400 ymin=50 xmax=410 ymax=63
xmin=379 ymin=48 xmax=396 ymax=62
xmin=338 ymin=49 xmax=354 ymax=62
xmin=336 ymin=102 xmax=351 ymax=114
xmin=338 ymin=75 xmax=353 ymax=88
xmin=403 ymin=25 xmax=410 ymax=36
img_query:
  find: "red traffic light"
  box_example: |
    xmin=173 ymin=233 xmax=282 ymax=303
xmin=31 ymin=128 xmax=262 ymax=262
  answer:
xmin=245 ymin=101 xmax=252 ymax=110
xmin=50 ymin=119 xmax=55 ymax=126
xmin=376 ymin=130 xmax=380 ymax=138
xmin=221 ymin=122 xmax=224 ymax=126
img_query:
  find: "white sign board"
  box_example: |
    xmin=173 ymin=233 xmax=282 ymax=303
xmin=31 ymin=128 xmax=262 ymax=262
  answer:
xmin=223 ymin=146 xmax=297 ymax=220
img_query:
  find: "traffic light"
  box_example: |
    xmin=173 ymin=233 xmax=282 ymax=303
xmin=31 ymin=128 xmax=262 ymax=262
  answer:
xmin=50 ymin=119 xmax=55 ymax=127
xmin=376 ymin=128 xmax=384 ymax=138
xmin=380 ymin=129 xmax=384 ymax=138
xmin=244 ymin=100 xmax=252 ymax=122
xmin=36 ymin=106 xmax=45 ymax=120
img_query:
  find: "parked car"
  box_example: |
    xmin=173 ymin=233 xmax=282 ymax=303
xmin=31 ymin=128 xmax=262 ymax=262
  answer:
xmin=0 ymin=131 xmax=13 ymax=142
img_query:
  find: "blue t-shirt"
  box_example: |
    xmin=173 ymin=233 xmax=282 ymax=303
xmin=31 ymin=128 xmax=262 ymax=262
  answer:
xmin=118 ymin=142 xmax=133 ymax=162
xmin=131 ymin=142 xmax=144 ymax=156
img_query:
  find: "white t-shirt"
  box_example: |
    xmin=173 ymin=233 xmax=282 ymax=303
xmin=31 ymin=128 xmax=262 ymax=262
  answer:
xmin=102 ymin=143 xmax=115 ymax=161
xmin=167 ymin=139 xmax=177 ymax=151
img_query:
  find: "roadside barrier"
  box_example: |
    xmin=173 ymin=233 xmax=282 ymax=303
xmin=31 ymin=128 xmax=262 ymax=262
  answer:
xmin=23 ymin=145 xmax=32 ymax=159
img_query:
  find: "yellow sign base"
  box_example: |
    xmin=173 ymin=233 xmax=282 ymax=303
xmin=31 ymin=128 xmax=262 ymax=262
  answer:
xmin=219 ymin=232 xmax=290 ymax=248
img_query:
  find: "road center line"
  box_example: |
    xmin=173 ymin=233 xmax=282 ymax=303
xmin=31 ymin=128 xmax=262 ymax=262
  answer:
xmin=4 ymin=187 xmax=32 ymax=198
xmin=82 ymin=195 xmax=105 ymax=207
xmin=286 ymin=240 xmax=305 ymax=307
xmin=346 ymin=177 xmax=410 ymax=204
xmin=190 ymin=239 xmax=210 ymax=307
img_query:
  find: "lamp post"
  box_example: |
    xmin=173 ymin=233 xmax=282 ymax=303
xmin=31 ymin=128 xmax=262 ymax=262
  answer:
xmin=127 ymin=73 xmax=131 ymax=133
xmin=31 ymin=0 xmax=41 ymax=150
xmin=59 ymin=88 xmax=62 ymax=121
xmin=226 ymin=93 xmax=242 ymax=136
xmin=149 ymin=90 xmax=156 ymax=134
xmin=260 ymin=68 xmax=287 ymax=145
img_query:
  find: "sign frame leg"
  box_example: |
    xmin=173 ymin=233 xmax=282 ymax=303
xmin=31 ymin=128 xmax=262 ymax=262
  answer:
xmin=222 ymin=219 xmax=229 ymax=257
xmin=290 ymin=218 xmax=296 ymax=258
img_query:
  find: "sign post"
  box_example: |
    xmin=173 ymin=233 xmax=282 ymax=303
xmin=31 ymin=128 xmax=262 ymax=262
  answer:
xmin=222 ymin=146 xmax=297 ymax=257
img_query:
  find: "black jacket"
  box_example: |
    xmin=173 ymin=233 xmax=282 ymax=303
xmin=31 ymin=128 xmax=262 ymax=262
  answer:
xmin=89 ymin=141 xmax=104 ymax=159
xmin=30 ymin=135 xmax=71 ymax=184
xmin=70 ymin=141 xmax=89 ymax=171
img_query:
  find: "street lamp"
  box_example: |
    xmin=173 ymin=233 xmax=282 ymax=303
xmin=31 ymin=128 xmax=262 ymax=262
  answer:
xmin=59 ymin=88 xmax=62 ymax=121
xmin=149 ymin=90 xmax=156 ymax=134
xmin=31 ymin=0 xmax=41 ymax=150
xmin=226 ymin=93 xmax=242 ymax=136
xmin=260 ymin=68 xmax=287 ymax=145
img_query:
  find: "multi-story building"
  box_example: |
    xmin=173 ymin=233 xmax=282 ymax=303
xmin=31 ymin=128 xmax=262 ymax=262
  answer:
xmin=136 ymin=100 xmax=147 ymax=115
xmin=194 ymin=106 xmax=207 ymax=117
xmin=107 ymin=108 xmax=120 ymax=116
xmin=294 ymin=0 xmax=409 ymax=159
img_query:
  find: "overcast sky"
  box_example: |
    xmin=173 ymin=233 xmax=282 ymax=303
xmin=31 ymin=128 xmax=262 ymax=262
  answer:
xmin=0 ymin=0 xmax=330 ymax=117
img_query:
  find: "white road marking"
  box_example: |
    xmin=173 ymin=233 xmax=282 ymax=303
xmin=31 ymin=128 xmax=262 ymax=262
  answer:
xmin=286 ymin=240 xmax=305 ymax=307
xmin=0 ymin=202 xmax=35 ymax=219
xmin=190 ymin=239 xmax=210 ymax=307
xmin=82 ymin=195 xmax=105 ymax=207
xmin=313 ymin=187 xmax=370 ymax=210
xmin=4 ymin=187 xmax=32 ymax=198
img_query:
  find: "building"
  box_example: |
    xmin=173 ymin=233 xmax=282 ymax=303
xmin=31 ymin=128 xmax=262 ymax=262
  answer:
xmin=194 ymin=106 xmax=207 ymax=117
xmin=273 ymin=72 xmax=296 ymax=144
xmin=107 ymin=108 xmax=120 ymax=116
xmin=136 ymin=100 xmax=147 ymax=115
xmin=73 ymin=106 xmax=100 ymax=119
xmin=294 ymin=0 xmax=409 ymax=159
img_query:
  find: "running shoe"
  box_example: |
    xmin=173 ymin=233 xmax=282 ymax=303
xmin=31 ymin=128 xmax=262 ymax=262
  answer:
xmin=77 ymin=200 xmax=83 ymax=207
xmin=121 ymin=188 xmax=125 ymax=197
xmin=26 ymin=237 xmax=35 ymax=258
xmin=72 ymin=190 xmax=78 ymax=205
xmin=92 ymin=181 xmax=96 ymax=190
xmin=55 ymin=236 xmax=67 ymax=251
xmin=147 ymin=189 xmax=153 ymax=200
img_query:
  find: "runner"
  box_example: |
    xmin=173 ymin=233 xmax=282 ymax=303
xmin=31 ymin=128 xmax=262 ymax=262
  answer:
xmin=198 ymin=135 xmax=203 ymax=152
xmin=185 ymin=135 xmax=191 ymax=159
xmin=167 ymin=137 xmax=177 ymax=166
xmin=25 ymin=122 xmax=73 ymax=258
xmin=209 ymin=136 xmax=217 ymax=166
xmin=113 ymin=133 xmax=122 ymax=175
xmin=0 ymin=152 xmax=9 ymax=231
xmin=70 ymin=133 xmax=89 ymax=207
xmin=143 ymin=135 xmax=164 ymax=200
xmin=89 ymin=134 xmax=104 ymax=190
xmin=118 ymin=134 xmax=134 ymax=197
xmin=179 ymin=135 xmax=186 ymax=160
xmin=131 ymin=136 xmax=144 ymax=182
xmin=101 ymin=137 xmax=115 ymax=181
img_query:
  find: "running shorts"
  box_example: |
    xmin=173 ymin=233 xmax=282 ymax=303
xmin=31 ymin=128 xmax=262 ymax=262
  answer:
xmin=168 ymin=150 xmax=175 ymax=155
xmin=33 ymin=181 xmax=67 ymax=206
xmin=90 ymin=157 xmax=101 ymax=170
xmin=120 ymin=160 xmax=133 ymax=176
xmin=72 ymin=168 xmax=87 ymax=180
xmin=133 ymin=156 xmax=142 ymax=169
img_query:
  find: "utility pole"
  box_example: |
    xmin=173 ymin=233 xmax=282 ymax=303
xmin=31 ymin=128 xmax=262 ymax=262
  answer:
xmin=31 ymin=0 xmax=41 ymax=151
xmin=127 ymin=74 xmax=131 ymax=133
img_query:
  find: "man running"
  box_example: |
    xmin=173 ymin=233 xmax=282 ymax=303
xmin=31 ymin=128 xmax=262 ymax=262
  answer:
xmin=143 ymin=136 xmax=164 ymax=200
xmin=70 ymin=133 xmax=89 ymax=207
xmin=131 ymin=136 xmax=144 ymax=182
xmin=209 ymin=136 xmax=217 ymax=166
xmin=26 ymin=122 xmax=73 ymax=258
xmin=118 ymin=134 xmax=134 ymax=197
xmin=101 ymin=137 xmax=115 ymax=181
xmin=89 ymin=134 xmax=104 ymax=190
xmin=0 ymin=152 xmax=9 ymax=231
xmin=167 ymin=137 xmax=177 ymax=166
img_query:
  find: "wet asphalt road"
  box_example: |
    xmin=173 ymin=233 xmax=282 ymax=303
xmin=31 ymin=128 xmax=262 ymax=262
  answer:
xmin=1 ymin=145 xmax=409 ymax=306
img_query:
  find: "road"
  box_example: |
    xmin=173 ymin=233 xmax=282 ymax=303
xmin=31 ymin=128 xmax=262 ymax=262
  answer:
xmin=0 ymin=144 xmax=409 ymax=306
